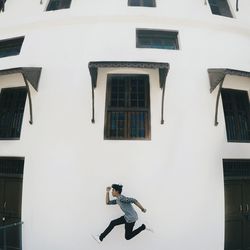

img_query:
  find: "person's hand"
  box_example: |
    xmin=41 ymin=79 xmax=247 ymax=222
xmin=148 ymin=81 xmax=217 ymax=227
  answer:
xmin=106 ymin=186 xmax=111 ymax=192
xmin=141 ymin=208 xmax=147 ymax=213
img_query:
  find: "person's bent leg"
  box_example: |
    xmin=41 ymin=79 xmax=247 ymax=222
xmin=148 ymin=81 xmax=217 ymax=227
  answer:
xmin=100 ymin=216 xmax=126 ymax=241
xmin=124 ymin=222 xmax=146 ymax=240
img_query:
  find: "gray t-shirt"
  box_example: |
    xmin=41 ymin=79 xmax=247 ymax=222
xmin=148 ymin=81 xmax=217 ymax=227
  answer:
xmin=108 ymin=195 xmax=138 ymax=223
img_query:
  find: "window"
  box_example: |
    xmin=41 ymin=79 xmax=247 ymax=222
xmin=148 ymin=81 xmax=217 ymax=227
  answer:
xmin=0 ymin=37 xmax=24 ymax=59
xmin=208 ymin=0 xmax=233 ymax=18
xmin=221 ymin=89 xmax=250 ymax=142
xmin=0 ymin=0 xmax=6 ymax=12
xmin=0 ymin=87 xmax=27 ymax=139
xmin=128 ymin=0 xmax=156 ymax=7
xmin=104 ymin=75 xmax=150 ymax=140
xmin=136 ymin=29 xmax=179 ymax=50
xmin=0 ymin=157 xmax=24 ymax=250
xmin=223 ymin=159 xmax=250 ymax=179
xmin=46 ymin=0 xmax=71 ymax=11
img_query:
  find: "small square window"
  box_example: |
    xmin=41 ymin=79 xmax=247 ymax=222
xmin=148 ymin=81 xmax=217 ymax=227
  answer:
xmin=104 ymin=75 xmax=150 ymax=140
xmin=0 ymin=87 xmax=27 ymax=139
xmin=136 ymin=29 xmax=179 ymax=50
xmin=208 ymin=0 xmax=233 ymax=18
xmin=0 ymin=37 xmax=24 ymax=59
xmin=46 ymin=0 xmax=72 ymax=11
xmin=128 ymin=0 xmax=156 ymax=7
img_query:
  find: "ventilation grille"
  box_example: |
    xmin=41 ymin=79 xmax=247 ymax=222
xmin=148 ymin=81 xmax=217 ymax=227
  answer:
xmin=0 ymin=158 xmax=24 ymax=176
xmin=223 ymin=159 xmax=250 ymax=178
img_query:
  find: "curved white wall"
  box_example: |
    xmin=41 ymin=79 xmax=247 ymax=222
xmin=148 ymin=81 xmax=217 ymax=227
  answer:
xmin=0 ymin=1 xmax=250 ymax=250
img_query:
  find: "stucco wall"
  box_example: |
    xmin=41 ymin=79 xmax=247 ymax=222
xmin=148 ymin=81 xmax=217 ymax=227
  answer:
xmin=0 ymin=1 xmax=250 ymax=250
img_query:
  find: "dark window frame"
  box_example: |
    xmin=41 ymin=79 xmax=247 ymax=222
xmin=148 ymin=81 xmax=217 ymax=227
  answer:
xmin=221 ymin=88 xmax=250 ymax=143
xmin=46 ymin=0 xmax=72 ymax=11
xmin=136 ymin=29 xmax=179 ymax=50
xmin=223 ymin=159 xmax=250 ymax=180
xmin=0 ymin=156 xmax=24 ymax=178
xmin=0 ymin=36 xmax=25 ymax=59
xmin=104 ymin=74 xmax=151 ymax=140
xmin=208 ymin=0 xmax=233 ymax=18
xmin=0 ymin=87 xmax=27 ymax=140
xmin=128 ymin=0 xmax=156 ymax=7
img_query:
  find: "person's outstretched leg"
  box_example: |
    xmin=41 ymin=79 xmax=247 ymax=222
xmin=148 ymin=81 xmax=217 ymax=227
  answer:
xmin=124 ymin=222 xmax=146 ymax=240
xmin=99 ymin=216 xmax=126 ymax=241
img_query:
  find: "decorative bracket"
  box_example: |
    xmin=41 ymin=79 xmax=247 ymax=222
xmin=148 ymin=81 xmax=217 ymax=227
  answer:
xmin=0 ymin=67 xmax=42 ymax=124
xmin=88 ymin=61 xmax=170 ymax=125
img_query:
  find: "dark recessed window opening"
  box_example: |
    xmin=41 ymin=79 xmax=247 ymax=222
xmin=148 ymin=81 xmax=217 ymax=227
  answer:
xmin=0 ymin=37 xmax=24 ymax=59
xmin=223 ymin=159 xmax=250 ymax=179
xmin=0 ymin=87 xmax=27 ymax=140
xmin=221 ymin=89 xmax=250 ymax=142
xmin=136 ymin=29 xmax=179 ymax=50
xmin=0 ymin=157 xmax=24 ymax=250
xmin=208 ymin=0 xmax=233 ymax=18
xmin=0 ymin=157 xmax=24 ymax=177
xmin=46 ymin=0 xmax=71 ymax=11
xmin=105 ymin=75 xmax=150 ymax=140
xmin=0 ymin=0 xmax=6 ymax=12
xmin=128 ymin=0 xmax=156 ymax=7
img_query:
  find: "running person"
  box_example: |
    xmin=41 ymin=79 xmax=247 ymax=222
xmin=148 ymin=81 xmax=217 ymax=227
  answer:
xmin=93 ymin=184 xmax=153 ymax=243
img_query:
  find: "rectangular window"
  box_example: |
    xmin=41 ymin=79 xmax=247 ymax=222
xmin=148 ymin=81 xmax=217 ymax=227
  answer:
xmin=105 ymin=75 xmax=150 ymax=140
xmin=136 ymin=29 xmax=179 ymax=50
xmin=0 ymin=157 xmax=24 ymax=250
xmin=128 ymin=0 xmax=156 ymax=7
xmin=46 ymin=0 xmax=71 ymax=11
xmin=0 ymin=0 xmax=6 ymax=12
xmin=208 ymin=0 xmax=233 ymax=18
xmin=0 ymin=87 xmax=27 ymax=139
xmin=223 ymin=159 xmax=250 ymax=179
xmin=221 ymin=89 xmax=250 ymax=142
xmin=0 ymin=37 xmax=24 ymax=59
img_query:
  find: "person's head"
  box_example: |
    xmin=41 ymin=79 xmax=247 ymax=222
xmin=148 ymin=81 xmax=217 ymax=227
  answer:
xmin=111 ymin=184 xmax=123 ymax=197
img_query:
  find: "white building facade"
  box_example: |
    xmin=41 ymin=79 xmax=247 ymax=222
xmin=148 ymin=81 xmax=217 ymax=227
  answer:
xmin=0 ymin=1 xmax=250 ymax=250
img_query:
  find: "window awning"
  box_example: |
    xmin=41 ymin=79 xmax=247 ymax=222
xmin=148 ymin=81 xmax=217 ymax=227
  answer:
xmin=0 ymin=67 xmax=42 ymax=124
xmin=88 ymin=61 xmax=170 ymax=124
xmin=208 ymin=68 xmax=250 ymax=126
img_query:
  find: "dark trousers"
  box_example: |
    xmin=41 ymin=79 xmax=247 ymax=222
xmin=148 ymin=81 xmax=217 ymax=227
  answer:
xmin=100 ymin=216 xmax=145 ymax=241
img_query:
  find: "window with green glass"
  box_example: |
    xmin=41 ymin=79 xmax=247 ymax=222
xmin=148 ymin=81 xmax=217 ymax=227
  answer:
xmin=136 ymin=29 xmax=179 ymax=50
xmin=128 ymin=0 xmax=156 ymax=7
xmin=0 ymin=37 xmax=24 ymax=59
xmin=46 ymin=0 xmax=71 ymax=11
xmin=208 ymin=0 xmax=233 ymax=18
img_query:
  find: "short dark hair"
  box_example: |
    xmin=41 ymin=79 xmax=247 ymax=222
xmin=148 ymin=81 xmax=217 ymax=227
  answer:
xmin=112 ymin=184 xmax=123 ymax=194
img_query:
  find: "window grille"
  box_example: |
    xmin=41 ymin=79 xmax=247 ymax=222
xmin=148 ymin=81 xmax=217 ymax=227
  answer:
xmin=46 ymin=0 xmax=71 ymax=11
xmin=0 ymin=37 xmax=24 ymax=59
xmin=136 ymin=29 xmax=179 ymax=50
xmin=105 ymin=75 xmax=150 ymax=140
xmin=0 ymin=87 xmax=27 ymax=139
xmin=223 ymin=159 xmax=250 ymax=179
xmin=128 ymin=0 xmax=156 ymax=7
xmin=208 ymin=0 xmax=233 ymax=17
xmin=221 ymin=89 xmax=250 ymax=142
xmin=0 ymin=157 xmax=24 ymax=177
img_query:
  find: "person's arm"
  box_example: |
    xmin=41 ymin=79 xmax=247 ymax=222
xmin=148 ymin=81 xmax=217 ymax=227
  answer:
xmin=106 ymin=186 xmax=111 ymax=204
xmin=105 ymin=187 xmax=117 ymax=205
xmin=134 ymin=200 xmax=147 ymax=213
